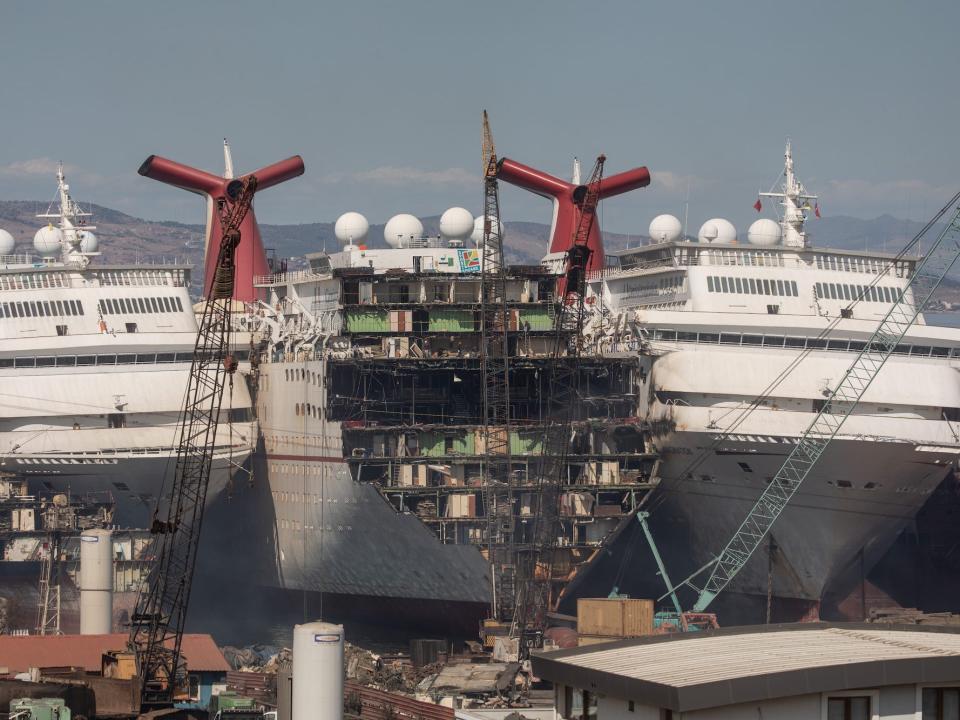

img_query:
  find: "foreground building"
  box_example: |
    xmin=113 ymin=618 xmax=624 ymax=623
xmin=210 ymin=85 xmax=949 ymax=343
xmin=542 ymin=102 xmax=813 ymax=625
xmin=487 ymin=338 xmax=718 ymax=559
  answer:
xmin=533 ymin=623 xmax=960 ymax=719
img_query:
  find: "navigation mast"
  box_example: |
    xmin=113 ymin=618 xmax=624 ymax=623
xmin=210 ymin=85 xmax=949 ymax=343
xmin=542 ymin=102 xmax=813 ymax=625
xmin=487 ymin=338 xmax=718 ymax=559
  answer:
xmin=759 ymin=141 xmax=818 ymax=248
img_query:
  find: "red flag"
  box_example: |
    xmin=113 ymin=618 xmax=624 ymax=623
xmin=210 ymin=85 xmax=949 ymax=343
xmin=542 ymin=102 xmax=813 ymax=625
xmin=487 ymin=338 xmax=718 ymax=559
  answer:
xmin=753 ymin=198 xmax=762 ymax=212
xmin=814 ymin=203 xmax=821 ymax=219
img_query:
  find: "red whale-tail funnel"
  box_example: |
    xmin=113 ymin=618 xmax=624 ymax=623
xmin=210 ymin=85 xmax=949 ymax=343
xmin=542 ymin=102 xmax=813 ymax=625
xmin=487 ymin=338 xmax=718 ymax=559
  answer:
xmin=497 ymin=158 xmax=651 ymax=273
xmin=138 ymin=153 xmax=305 ymax=301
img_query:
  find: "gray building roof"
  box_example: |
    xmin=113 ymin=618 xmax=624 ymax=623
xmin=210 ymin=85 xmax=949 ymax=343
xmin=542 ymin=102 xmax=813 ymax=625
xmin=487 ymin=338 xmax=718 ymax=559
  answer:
xmin=532 ymin=623 xmax=960 ymax=712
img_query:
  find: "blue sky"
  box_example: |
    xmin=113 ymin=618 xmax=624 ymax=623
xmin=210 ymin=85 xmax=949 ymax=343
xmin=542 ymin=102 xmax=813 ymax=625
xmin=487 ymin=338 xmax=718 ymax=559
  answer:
xmin=1 ymin=0 xmax=958 ymax=236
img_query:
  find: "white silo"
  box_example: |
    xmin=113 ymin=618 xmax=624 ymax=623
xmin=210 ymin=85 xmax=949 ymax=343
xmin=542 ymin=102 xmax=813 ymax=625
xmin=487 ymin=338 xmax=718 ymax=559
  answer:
xmin=293 ymin=621 xmax=344 ymax=720
xmin=79 ymin=529 xmax=113 ymax=634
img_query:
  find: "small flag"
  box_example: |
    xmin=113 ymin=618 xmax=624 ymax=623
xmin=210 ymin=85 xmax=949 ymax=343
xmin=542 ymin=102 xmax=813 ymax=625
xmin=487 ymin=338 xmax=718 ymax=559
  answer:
xmin=815 ymin=203 xmax=821 ymax=219
xmin=753 ymin=198 xmax=762 ymax=212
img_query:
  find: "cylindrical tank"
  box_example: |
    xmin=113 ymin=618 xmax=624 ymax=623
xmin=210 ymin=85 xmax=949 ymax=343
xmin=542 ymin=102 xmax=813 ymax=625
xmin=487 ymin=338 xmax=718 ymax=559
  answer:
xmin=292 ymin=621 xmax=344 ymax=720
xmin=79 ymin=529 xmax=113 ymax=634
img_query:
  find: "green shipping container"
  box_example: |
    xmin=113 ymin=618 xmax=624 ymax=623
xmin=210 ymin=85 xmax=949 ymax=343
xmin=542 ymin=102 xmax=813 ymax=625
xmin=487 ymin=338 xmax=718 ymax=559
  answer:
xmin=518 ymin=308 xmax=554 ymax=331
xmin=345 ymin=308 xmax=389 ymax=332
xmin=428 ymin=309 xmax=475 ymax=332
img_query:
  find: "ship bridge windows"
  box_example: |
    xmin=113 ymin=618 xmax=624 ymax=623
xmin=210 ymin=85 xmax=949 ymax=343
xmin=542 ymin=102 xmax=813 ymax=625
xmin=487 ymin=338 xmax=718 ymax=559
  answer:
xmin=1 ymin=298 xmax=83 ymax=317
xmin=97 ymin=296 xmax=184 ymax=316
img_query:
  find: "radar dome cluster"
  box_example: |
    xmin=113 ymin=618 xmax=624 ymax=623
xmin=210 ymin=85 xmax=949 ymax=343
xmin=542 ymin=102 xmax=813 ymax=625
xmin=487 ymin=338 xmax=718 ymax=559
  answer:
xmin=747 ymin=218 xmax=781 ymax=246
xmin=648 ymin=214 xmax=682 ymax=243
xmin=697 ymin=218 xmax=737 ymax=244
xmin=439 ymin=207 xmax=474 ymax=241
xmin=0 ymin=229 xmax=14 ymax=255
xmin=34 ymin=226 xmax=63 ymax=255
xmin=334 ymin=212 xmax=370 ymax=245
xmin=383 ymin=214 xmax=424 ymax=248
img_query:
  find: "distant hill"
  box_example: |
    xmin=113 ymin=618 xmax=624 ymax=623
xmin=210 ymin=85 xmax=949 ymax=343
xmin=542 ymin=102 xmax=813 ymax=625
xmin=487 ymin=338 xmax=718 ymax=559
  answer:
xmin=1 ymin=200 xmax=957 ymax=303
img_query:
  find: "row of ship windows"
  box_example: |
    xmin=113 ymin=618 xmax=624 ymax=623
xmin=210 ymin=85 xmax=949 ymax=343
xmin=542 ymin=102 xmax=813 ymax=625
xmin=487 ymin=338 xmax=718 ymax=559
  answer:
xmin=814 ymin=281 xmax=899 ymax=303
xmin=97 ymin=270 xmax=180 ymax=287
xmin=0 ymin=299 xmax=84 ymax=318
xmin=707 ymin=276 xmax=800 ymax=297
xmin=0 ymin=349 xmax=250 ymax=369
xmin=285 ymin=368 xmax=322 ymax=385
xmin=0 ymin=273 xmax=68 ymax=290
xmin=651 ymin=329 xmax=955 ymax=357
xmin=814 ymin=253 xmax=910 ymax=277
xmin=97 ymin=296 xmax=184 ymax=316
xmin=701 ymin=250 xmax=786 ymax=267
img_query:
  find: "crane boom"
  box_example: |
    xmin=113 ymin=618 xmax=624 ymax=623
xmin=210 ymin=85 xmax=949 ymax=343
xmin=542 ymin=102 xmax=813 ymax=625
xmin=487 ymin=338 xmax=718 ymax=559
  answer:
xmin=692 ymin=196 xmax=960 ymax=612
xmin=512 ymin=156 xmax=606 ymax=654
xmin=130 ymin=175 xmax=258 ymax=708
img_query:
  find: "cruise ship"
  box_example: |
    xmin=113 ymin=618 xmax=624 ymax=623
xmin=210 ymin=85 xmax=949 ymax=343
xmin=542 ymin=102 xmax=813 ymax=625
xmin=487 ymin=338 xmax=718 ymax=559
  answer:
xmin=588 ymin=143 xmax=960 ymax=619
xmin=236 ymin=208 xmax=659 ymax=628
xmin=0 ymin=165 xmax=257 ymax=529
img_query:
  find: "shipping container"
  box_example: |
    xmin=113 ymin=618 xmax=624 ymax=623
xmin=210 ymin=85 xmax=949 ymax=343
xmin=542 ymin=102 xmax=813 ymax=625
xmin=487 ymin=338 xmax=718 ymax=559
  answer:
xmin=577 ymin=598 xmax=654 ymax=638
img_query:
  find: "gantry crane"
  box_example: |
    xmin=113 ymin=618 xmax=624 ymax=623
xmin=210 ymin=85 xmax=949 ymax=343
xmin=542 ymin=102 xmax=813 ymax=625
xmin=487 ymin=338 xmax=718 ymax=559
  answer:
xmin=125 ymin=174 xmax=258 ymax=710
xmin=677 ymin=190 xmax=960 ymax=613
xmin=479 ymin=111 xmax=518 ymax=625
xmin=511 ymin=155 xmax=606 ymax=655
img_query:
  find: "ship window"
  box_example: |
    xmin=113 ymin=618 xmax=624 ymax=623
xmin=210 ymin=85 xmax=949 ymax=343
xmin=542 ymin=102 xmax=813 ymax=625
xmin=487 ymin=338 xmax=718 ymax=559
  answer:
xmin=869 ymin=286 xmax=879 ymax=302
xmin=75 ymin=301 xmax=84 ymax=315
xmin=56 ymin=325 xmax=67 ymax=336
xmin=807 ymin=338 xmax=827 ymax=349
xmin=785 ymin=337 xmax=805 ymax=348
xmin=747 ymin=278 xmax=756 ymax=294
xmin=734 ymin=277 xmax=743 ymax=293
xmin=720 ymin=277 xmax=729 ymax=293
xmin=737 ymin=462 xmax=753 ymax=473
xmin=840 ymin=285 xmax=850 ymax=300
xmin=677 ymin=331 xmax=697 ymax=342
xmin=126 ymin=322 xmax=138 ymax=333
xmin=827 ymin=339 xmax=849 ymax=351
xmin=911 ymin=346 xmax=931 ymax=357
xmin=766 ymin=304 xmax=779 ymax=314
xmin=156 ymin=353 xmax=175 ymax=363
xmin=97 ymin=354 xmax=116 ymax=365
xmin=35 ymin=356 xmax=55 ymax=368
xmin=76 ymin=355 xmax=95 ymax=366
xmin=149 ymin=297 xmax=159 ymax=313
xmin=706 ymin=276 xmax=715 ymax=292
xmin=790 ymin=280 xmax=798 ymax=296
xmin=0 ymin=358 xmax=11 ymax=368
xmin=175 ymin=352 xmax=193 ymax=362
xmin=117 ymin=354 xmax=135 ymax=364
xmin=56 ymin=355 xmax=75 ymax=366
xmin=657 ymin=330 xmax=677 ymax=341
xmin=698 ymin=333 xmax=719 ymax=343
xmin=136 ymin=298 xmax=146 ymax=313
xmin=761 ymin=279 xmax=770 ymax=295
xmin=836 ymin=480 xmax=853 ymax=489
xmin=741 ymin=335 xmax=763 ymax=346
xmin=720 ymin=333 xmax=741 ymax=345
xmin=14 ymin=357 xmax=35 ymax=368
xmin=763 ymin=336 xmax=785 ymax=347
xmin=174 ymin=297 xmax=184 ymax=312
xmin=932 ymin=347 xmax=950 ymax=358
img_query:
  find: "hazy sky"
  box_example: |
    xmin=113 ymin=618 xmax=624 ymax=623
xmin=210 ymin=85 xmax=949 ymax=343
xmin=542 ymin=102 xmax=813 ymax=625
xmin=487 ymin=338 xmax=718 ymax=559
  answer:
xmin=2 ymin=1 xmax=958 ymax=237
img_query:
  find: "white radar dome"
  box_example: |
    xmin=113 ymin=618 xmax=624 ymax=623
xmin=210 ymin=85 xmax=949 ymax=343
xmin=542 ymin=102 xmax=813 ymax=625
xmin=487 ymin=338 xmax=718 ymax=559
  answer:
xmin=747 ymin=218 xmax=782 ymax=246
xmin=33 ymin=226 xmax=63 ymax=255
xmin=648 ymin=214 xmax=682 ymax=243
xmin=78 ymin=230 xmax=99 ymax=253
xmin=439 ymin=207 xmax=474 ymax=241
xmin=334 ymin=212 xmax=369 ymax=245
xmin=471 ymin=215 xmax=502 ymax=245
xmin=383 ymin=214 xmax=423 ymax=248
xmin=697 ymin=218 xmax=737 ymax=244
xmin=0 ymin=229 xmax=14 ymax=255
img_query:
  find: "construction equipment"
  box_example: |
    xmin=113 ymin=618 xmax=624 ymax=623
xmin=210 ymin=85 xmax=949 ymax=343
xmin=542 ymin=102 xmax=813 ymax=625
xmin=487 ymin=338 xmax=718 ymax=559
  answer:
xmin=676 ymin=190 xmax=960 ymax=613
xmin=479 ymin=111 xmax=518 ymax=626
xmin=511 ymin=156 xmax=606 ymax=655
xmin=123 ymin=173 xmax=259 ymax=710
xmin=35 ymin=533 xmax=62 ymax=636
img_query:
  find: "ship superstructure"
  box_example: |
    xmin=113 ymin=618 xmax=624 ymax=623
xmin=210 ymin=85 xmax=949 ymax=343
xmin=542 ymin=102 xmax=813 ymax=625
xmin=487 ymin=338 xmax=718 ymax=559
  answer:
xmin=589 ymin=143 xmax=960 ymax=617
xmin=246 ymin=210 xmax=660 ymax=616
xmin=0 ymin=165 xmax=257 ymax=528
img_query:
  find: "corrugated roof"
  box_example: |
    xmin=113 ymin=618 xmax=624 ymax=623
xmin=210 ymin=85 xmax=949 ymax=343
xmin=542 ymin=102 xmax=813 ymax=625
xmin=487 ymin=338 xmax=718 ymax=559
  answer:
xmin=0 ymin=633 xmax=230 ymax=674
xmin=532 ymin=623 xmax=960 ymax=713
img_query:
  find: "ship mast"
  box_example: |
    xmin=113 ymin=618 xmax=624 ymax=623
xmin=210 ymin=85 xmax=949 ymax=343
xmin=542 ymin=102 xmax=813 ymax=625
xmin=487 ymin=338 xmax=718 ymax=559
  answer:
xmin=36 ymin=163 xmax=96 ymax=264
xmin=759 ymin=140 xmax=818 ymax=248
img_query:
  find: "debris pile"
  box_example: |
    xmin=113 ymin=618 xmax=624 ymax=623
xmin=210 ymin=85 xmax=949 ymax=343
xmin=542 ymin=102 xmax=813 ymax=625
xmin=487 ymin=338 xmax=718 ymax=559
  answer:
xmin=868 ymin=607 xmax=960 ymax=626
